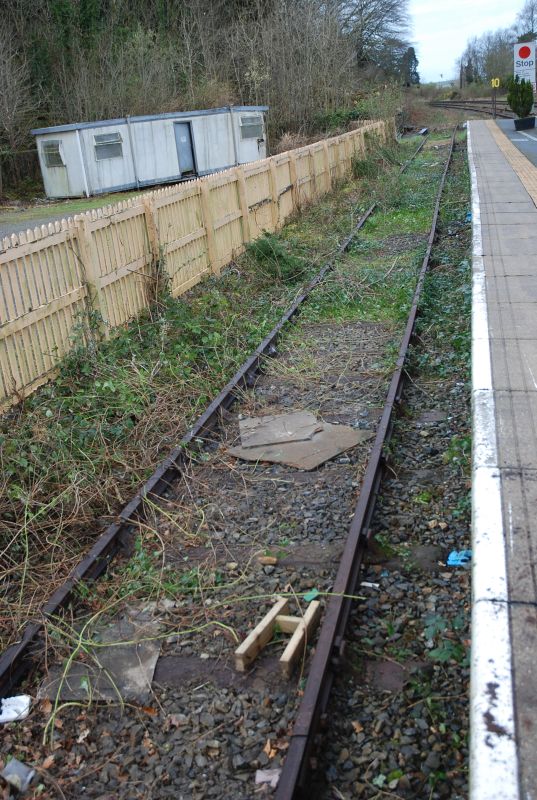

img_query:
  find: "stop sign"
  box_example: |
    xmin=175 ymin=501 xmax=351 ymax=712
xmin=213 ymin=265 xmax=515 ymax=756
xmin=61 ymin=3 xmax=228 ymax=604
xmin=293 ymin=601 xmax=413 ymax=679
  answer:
xmin=514 ymin=41 xmax=536 ymax=90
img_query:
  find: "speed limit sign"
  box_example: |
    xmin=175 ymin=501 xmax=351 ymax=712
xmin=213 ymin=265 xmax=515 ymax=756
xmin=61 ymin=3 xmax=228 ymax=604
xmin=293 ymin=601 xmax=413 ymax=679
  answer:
xmin=491 ymin=77 xmax=500 ymax=88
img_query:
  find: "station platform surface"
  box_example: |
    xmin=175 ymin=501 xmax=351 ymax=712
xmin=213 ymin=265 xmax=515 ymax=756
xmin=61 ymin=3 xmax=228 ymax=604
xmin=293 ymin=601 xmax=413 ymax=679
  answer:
xmin=496 ymin=117 xmax=537 ymax=168
xmin=469 ymin=119 xmax=537 ymax=800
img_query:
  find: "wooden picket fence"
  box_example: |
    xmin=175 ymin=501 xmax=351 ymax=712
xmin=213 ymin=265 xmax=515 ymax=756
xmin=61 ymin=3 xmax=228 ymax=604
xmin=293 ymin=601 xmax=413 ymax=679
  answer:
xmin=0 ymin=119 xmax=390 ymax=409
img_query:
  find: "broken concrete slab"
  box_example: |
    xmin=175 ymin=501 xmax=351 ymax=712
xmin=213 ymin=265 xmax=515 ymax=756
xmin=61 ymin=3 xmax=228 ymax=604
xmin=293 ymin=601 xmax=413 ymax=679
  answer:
xmin=39 ymin=605 xmax=163 ymax=703
xmin=228 ymin=423 xmax=374 ymax=470
xmin=239 ymin=411 xmax=321 ymax=448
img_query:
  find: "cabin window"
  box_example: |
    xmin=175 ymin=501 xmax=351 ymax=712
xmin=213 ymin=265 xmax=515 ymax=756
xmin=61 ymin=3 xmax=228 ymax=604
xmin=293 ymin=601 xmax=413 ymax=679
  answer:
xmin=239 ymin=115 xmax=264 ymax=140
xmin=42 ymin=140 xmax=64 ymax=168
xmin=94 ymin=132 xmax=123 ymax=160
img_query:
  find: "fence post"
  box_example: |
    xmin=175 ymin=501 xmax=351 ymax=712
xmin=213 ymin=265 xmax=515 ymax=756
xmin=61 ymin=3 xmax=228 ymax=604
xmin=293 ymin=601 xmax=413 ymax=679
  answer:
xmin=235 ymin=166 xmax=251 ymax=244
xmin=268 ymin=159 xmax=280 ymax=230
xmin=289 ymin=151 xmax=299 ymax=211
xmin=322 ymin=141 xmax=332 ymax=192
xmin=143 ymin=197 xmax=159 ymax=265
xmin=143 ymin=197 xmax=161 ymax=302
xmin=308 ymin=149 xmax=317 ymax=198
xmin=200 ymin=180 xmax=219 ymax=274
xmin=75 ymin=215 xmax=108 ymax=338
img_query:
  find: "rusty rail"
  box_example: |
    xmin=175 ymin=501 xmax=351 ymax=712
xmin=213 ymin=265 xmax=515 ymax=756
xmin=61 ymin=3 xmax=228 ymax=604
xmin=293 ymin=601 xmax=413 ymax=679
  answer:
xmin=274 ymin=127 xmax=458 ymax=799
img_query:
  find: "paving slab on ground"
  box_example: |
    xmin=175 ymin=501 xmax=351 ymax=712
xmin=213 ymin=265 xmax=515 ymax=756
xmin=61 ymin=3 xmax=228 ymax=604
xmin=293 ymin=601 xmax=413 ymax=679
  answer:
xmin=470 ymin=119 xmax=537 ymax=800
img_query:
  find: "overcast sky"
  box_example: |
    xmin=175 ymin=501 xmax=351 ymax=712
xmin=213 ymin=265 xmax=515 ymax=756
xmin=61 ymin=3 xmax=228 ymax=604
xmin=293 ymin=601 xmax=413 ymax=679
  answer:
xmin=409 ymin=0 xmax=527 ymax=83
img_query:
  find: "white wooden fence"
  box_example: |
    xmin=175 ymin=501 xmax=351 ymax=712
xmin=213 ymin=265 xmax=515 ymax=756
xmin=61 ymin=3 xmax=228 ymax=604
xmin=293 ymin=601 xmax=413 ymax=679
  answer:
xmin=0 ymin=120 xmax=390 ymax=409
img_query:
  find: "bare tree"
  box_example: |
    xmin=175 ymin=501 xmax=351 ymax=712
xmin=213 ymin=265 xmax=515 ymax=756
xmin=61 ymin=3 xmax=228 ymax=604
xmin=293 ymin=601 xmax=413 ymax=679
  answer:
xmin=0 ymin=27 xmax=35 ymax=150
xmin=517 ymin=0 xmax=537 ymax=37
xmin=332 ymin=0 xmax=411 ymax=67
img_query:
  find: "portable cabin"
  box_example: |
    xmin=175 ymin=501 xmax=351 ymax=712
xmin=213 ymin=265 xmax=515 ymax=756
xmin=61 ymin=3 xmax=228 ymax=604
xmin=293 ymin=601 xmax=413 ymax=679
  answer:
xmin=31 ymin=106 xmax=268 ymax=199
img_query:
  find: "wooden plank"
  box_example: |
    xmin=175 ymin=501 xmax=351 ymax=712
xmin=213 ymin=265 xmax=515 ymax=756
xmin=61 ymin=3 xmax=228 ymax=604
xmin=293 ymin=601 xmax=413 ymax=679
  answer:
xmin=213 ymin=209 xmax=243 ymax=232
xmin=154 ymin=182 xmax=200 ymax=209
xmin=75 ymin=216 xmax=107 ymax=335
xmin=235 ymin=166 xmax=251 ymax=244
xmin=279 ymin=601 xmax=322 ymax=678
xmin=171 ymin=267 xmax=210 ymax=298
xmin=289 ymin=152 xmax=299 ymax=209
xmin=323 ymin=141 xmax=332 ymax=192
xmin=164 ymin=227 xmax=206 ymax=257
xmin=275 ymin=615 xmax=301 ymax=634
xmin=0 ymin=287 xmax=86 ymax=340
xmin=268 ymin=160 xmax=280 ymax=230
xmin=0 ymin=229 xmax=76 ymax=264
xmin=234 ymin=597 xmax=289 ymax=671
xmin=0 ymin=365 xmax=59 ymax=414
xmin=85 ymin=204 xmax=143 ymax=231
xmin=143 ymin=197 xmax=159 ymax=269
xmin=243 ymin=161 xmax=271 ymax=178
xmin=199 ymin=181 xmax=218 ymax=274
xmin=98 ymin=256 xmax=149 ymax=288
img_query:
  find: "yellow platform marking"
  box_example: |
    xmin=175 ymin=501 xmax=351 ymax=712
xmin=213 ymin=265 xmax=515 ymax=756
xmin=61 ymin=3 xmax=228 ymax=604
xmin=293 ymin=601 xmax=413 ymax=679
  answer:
xmin=487 ymin=120 xmax=537 ymax=203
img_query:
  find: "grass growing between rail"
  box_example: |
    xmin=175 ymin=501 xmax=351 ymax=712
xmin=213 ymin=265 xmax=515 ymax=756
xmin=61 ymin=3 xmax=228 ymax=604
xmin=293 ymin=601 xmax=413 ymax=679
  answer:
xmin=333 ymin=134 xmax=472 ymax=799
xmin=0 ymin=133 xmax=447 ymax=653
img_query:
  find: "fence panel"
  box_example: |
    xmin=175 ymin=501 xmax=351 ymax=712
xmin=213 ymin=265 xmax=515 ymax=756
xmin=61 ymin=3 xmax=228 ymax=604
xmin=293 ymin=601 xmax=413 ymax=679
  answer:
xmin=272 ymin=155 xmax=294 ymax=224
xmin=155 ymin=182 xmax=209 ymax=298
xmin=84 ymin=202 xmax=151 ymax=329
xmin=244 ymin=162 xmax=273 ymax=240
xmin=0 ymin=225 xmax=86 ymax=401
xmin=0 ymin=120 xmax=389 ymax=409
xmin=209 ymin=173 xmax=245 ymax=272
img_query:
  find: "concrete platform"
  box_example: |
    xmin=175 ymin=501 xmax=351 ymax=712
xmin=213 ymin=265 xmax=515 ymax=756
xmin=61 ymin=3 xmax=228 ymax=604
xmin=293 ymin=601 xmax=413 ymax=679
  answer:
xmin=496 ymin=118 xmax=537 ymax=168
xmin=469 ymin=120 xmax=537 ymax=800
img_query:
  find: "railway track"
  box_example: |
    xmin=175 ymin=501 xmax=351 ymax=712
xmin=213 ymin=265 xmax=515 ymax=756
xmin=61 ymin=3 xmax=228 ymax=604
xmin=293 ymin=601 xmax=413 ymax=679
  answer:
xmin=430 ymin=99 xmax=514 ymax=119
xmin=275 ymin=129 xmax=457 ymax=800
xmin=0 ymin=129 xmax=469 ymax=800
xmin=0 ymin=137 xmax=429 ymax=699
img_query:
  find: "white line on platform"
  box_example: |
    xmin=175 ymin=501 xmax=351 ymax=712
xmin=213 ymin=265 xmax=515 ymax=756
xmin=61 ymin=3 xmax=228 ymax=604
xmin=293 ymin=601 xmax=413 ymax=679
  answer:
xmin=517 ymin=130 xmax=537 ymax=143
xmin=468 ymin=123 xmax=520 ymax=800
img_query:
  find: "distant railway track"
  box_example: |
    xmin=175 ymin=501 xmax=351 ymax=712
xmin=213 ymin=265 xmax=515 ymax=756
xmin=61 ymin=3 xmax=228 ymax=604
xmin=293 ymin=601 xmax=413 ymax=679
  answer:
xmin=430 ymin=98 xmax=514 ymax=119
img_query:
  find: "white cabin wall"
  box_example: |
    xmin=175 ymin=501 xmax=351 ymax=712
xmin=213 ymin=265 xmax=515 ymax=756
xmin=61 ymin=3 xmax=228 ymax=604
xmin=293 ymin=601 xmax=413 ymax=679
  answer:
xmin=130 ymin=119 xmax=179 ymax=184
xmin=190 ymin=114 xmax=236 ymax=174
xmin=232 ymin=111 xmax=267 ymax=164
xmin=80 ymin=124 xmax=136 ymax=193
xmin=36 ymin=131 xmax=85 ymax=198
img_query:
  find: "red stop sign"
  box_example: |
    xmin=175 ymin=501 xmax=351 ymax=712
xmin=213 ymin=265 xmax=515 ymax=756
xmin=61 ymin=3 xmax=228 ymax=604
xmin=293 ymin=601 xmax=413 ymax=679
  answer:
xmin=519 ymin=45 xmax=532 ymax=58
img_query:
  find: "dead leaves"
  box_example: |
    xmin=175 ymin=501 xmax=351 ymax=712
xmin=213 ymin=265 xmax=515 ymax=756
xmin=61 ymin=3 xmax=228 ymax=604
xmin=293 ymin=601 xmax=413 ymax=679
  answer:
xmin=427 ymin=519 xmax=448 ymax=530
xmin=263 ymin=737 xmax=289 ymax=759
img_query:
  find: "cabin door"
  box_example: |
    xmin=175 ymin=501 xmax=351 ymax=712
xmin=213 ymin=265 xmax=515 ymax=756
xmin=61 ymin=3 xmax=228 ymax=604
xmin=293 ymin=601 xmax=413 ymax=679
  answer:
xmin=174 ymin=122 xmax=196 ymax=176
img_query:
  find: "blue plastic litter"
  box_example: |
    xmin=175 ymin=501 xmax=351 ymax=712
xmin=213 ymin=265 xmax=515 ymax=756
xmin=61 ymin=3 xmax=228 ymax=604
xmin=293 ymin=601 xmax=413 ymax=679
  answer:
xmin=465 ymin=212 xmax=472 ymax=222
xmin=447 ymin=550 xmax=472 ymax=567
xmin=380 ymin=569 xmax=390 ymax=578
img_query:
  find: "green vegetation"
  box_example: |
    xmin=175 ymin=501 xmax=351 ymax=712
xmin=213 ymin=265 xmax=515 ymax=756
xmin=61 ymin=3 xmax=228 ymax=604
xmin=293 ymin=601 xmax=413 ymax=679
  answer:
xmin=246 ymin=232 xmax=307 ymax=284
xmin=425 ymin=613 xmax=468 ymax=665
xmin=507 ymin=75 xmax=535 ymax=119
xmin=2 ymin=1 xmax=411 ymax=174
xmin=0 ymin=133 xmax=453 ymax=652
